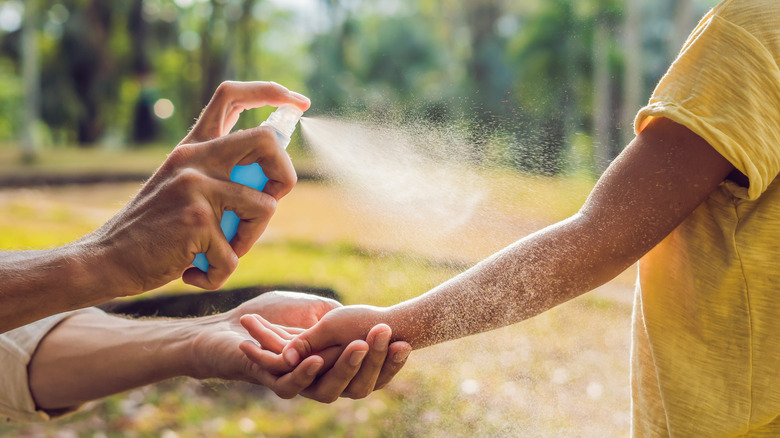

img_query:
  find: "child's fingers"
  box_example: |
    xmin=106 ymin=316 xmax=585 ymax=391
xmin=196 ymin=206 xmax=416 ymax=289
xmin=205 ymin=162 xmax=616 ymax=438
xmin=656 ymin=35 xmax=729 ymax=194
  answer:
xmin=240 ymin=314 xmax=289 ymax=353
xmin=238 ymin=340 xmax=293 ymax=375
xmin=263 ymin=323 xmax=306 ymax=340
xmin=281 ymin=326 xmax=305 ymax=335
xmin=282 ymin=323 xmax=337 ymax=367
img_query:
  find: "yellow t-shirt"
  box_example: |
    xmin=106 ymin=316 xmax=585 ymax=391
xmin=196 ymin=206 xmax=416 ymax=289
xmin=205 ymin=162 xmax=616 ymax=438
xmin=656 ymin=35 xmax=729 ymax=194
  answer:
xmin=633 ymin=0 xmax=780 ymax=436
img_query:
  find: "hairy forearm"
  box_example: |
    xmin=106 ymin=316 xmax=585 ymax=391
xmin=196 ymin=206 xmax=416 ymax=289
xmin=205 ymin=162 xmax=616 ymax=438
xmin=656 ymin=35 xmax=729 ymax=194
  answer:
xmin=0 ymin=238 xmax=121 ymax=334
xmin=28 ymin=310 xmax=205 ymax=411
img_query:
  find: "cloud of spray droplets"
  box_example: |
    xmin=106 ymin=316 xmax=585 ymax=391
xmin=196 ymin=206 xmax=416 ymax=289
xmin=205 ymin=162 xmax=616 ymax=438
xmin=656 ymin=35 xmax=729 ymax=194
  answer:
xmin=300 ymin=114 xmax=486 ymax=243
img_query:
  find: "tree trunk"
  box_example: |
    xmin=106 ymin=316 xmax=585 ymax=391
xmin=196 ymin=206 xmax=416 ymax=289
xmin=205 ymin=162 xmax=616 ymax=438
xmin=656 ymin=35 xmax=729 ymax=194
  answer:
xmin=73 ymin=0 xmax=112 ymax=145
xmin=621 ymin=0 xmax=642 ymax=148
xmin=592 ymin=17 xmax=611 ymax=173
xmin=21 ymin=0 xmax=40 ymax=163
xmin=562 ymin=9 xmax=578 ymax=166
xmin=672 ymin=0 xmax=696 ymax=58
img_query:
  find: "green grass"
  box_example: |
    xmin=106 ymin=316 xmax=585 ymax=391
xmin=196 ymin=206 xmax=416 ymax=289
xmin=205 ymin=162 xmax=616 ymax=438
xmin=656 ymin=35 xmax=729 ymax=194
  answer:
xmin=481 ymin=167 xmax=594 ymax=222
xmin=0 ymin=140 xmax=317 ymax=179
xmin=0 ymin=198 xmax=98 ymax=249
xmin=0 ymin=143 xmax=169 ymax=176
xmin=217 ymin=240 xmax=458 ymax=306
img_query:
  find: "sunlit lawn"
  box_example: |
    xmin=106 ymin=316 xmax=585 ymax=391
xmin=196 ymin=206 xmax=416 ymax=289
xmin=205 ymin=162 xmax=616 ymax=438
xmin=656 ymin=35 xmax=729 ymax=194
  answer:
xmin=0 ymin=146 xmax=632 ymax=437
xmin=0 ymin=143 xmax=170 ymax=176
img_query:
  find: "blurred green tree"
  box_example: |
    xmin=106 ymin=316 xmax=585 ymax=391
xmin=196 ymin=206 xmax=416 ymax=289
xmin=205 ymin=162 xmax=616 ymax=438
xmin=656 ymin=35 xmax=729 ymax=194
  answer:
xmin=0 ymin=0 xmax=715 ymax=171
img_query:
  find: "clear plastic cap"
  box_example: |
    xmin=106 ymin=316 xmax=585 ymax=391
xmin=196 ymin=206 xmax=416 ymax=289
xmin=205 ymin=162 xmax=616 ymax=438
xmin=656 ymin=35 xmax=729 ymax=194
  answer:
xmin=261 ymin=104 xmax=304 ymax=139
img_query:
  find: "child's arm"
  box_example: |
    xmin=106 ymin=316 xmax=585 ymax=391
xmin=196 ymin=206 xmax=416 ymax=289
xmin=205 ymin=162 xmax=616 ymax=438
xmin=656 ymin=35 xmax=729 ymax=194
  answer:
xmin=273 ymin=117 xmax=737 ymax=364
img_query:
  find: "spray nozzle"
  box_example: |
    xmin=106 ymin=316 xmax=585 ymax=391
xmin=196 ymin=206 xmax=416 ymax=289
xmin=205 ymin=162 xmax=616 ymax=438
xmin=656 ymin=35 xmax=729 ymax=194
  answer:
xmin=260 ymin=104 xmax=304 ymax=144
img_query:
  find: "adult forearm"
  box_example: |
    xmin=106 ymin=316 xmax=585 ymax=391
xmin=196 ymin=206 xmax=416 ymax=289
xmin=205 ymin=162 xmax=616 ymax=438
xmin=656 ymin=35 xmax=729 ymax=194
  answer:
xmin=0 ymin=238 xmax=121 ymax=333
xmin=28 ymin=310 xmax=203 ymax=411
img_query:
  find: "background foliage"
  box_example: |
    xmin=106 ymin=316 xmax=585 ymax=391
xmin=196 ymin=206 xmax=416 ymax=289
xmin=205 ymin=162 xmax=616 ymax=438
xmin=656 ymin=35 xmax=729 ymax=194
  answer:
xmin=1 ymin=0 xmax=716 ymax=174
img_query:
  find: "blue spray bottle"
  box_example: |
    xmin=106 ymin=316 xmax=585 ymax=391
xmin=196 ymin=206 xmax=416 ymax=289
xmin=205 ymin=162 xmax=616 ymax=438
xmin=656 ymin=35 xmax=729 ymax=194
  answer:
xmin=192 ymin=104 xmax=304 ymax=272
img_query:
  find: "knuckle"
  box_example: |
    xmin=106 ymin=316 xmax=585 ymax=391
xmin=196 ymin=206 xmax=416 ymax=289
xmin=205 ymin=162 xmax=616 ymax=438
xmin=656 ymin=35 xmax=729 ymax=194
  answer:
xmin=350 ymin=388 xmax=371 ymax=399
xmin=255 ymin=125 xmax=280 ymax=148
xmin=257 ymin=192 xmax=278 ymax=213
xmin=165 ymin=145 xmax=197 ymax=168
xmin=214 ymin=81 xmax=237 ymax=99
xmin=225 ymin=252 xmax=239 ymax=272
xmin=317 ymin=393 xmax=339 ymax=404
xmin=276 ymin=388 xmax=297 ymax=400
xmin=287 ymin=167 xmax=298 ymax=186
xmin=202 ymin=280 xmax=221 ymax=291
xmin=300 ymin=340 xmax=314 ymax=357
xmin=181 ymin=201 xmax=212 ymax=228
xmin=171 ymin=167 xmax=207 ymax=193
xmin=332 ymin=369 xmax=353 ymax=383
xmin=264 ymin=81 xmax=285 ymax=95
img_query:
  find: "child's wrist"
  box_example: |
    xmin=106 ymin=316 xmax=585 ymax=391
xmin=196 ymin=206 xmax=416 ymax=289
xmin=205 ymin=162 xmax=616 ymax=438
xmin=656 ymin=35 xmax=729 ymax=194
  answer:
xmin=383 ymin=304 xmax=418 ymax=347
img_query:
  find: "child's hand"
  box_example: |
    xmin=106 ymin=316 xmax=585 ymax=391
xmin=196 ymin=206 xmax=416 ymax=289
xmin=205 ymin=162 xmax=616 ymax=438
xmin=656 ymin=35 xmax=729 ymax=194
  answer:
xmin=285 ymin=305 xmax=413 ymax=396
xmin=239 ymin=306 xmax=411 ymax=401
xmin=281 ymin=305 xmax=382 ymax=360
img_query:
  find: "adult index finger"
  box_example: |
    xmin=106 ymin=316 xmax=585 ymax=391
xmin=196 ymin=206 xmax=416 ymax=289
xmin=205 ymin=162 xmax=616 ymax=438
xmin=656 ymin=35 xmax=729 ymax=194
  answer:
xmin=187 ymin=81 xmax=311 ymax=142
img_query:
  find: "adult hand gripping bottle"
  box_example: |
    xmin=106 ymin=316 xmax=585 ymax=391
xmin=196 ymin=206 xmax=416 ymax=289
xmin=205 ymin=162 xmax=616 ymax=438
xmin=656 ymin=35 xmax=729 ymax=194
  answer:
xmin=192 ymin=104 xmax=304 ymax=272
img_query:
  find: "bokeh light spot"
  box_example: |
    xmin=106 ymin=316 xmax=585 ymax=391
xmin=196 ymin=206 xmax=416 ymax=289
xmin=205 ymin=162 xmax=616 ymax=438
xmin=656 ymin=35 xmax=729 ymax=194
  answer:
xmin=179 ymin=30 xmax=201 ymax=51
xmin=154 ymin=99 xmax=175 ymax=119
xmin=460 ymin=378 xmax=480 ymax=395
xmin=0 ymin=1 xmax=23 ymax=32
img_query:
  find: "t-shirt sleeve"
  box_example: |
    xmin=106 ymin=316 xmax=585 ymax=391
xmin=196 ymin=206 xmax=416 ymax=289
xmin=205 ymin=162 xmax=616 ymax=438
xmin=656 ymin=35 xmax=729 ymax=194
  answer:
xmin=635 ymin=12 xmax=780 ymax=200
xmin=0 ymin=308 xmax=104 ymax=423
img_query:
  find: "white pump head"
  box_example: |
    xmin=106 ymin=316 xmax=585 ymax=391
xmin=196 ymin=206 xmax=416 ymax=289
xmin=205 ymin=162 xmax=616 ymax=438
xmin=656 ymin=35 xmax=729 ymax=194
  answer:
xmin=261 ymin=104 xmax=304 ymax=143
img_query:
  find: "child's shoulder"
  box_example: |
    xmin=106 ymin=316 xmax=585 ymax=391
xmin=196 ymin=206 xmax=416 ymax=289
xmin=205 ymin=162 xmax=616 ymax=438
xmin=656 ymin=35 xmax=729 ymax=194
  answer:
xmin=713 ymin=0 xmax=780 ymax=26
xmin=708 ymin=0 xmax=780 ymax=58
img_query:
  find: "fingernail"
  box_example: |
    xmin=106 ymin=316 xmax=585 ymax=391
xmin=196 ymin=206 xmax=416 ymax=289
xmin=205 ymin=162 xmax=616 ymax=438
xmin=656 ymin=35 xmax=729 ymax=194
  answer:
xmin=374 ymin=331 xmax=391 ymax=350
xmin=284 ymin=348 xmax=301 ymax=366
xmin=393 ymin=350 xmax=410 ymax=363
xmin=290 ymin=91 xmax=310 ymax=103
xmin=307 ymin=361 xmax=323 ymax=376
xmin=350 ymin=350 xmax=367 ymax=367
